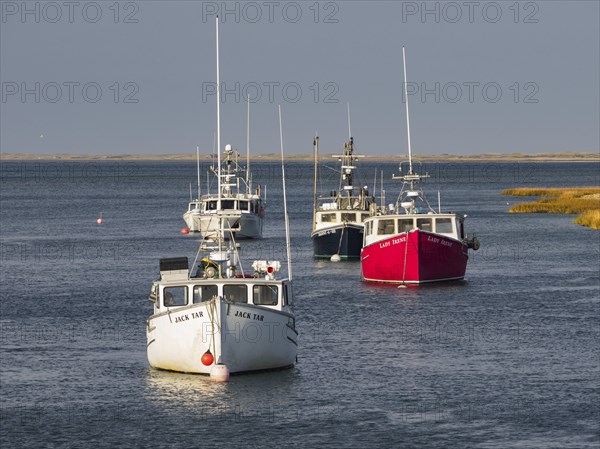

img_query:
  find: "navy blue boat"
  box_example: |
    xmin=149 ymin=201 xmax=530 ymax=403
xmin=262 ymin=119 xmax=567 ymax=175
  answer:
xmin=310 ymin=133 xmax=376 ymax=260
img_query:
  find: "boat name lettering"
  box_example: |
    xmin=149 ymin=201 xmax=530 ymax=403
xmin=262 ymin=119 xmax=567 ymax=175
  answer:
xmin=174 ymin=311 xmax=204 ymax=324
xmin=234 ymin=310 xmax=264 ymax=321
xmin=380 ymin=237 xmax=406 ymax=249
xmin=428 ymin=235 xmax=453 ymax=247
xmin=317 ymin=229 xmax=336 ymax=237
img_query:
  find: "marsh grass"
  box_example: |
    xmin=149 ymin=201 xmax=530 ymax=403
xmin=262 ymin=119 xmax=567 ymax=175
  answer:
xmin=501 ymin=187 xmax=600 ymax=229
xmin=573 ymin=210 xmax=600 ymax=230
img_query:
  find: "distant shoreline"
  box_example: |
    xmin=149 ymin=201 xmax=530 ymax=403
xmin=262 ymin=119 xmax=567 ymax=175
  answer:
xmin=1 ymin=152 xmax=598 ymax=162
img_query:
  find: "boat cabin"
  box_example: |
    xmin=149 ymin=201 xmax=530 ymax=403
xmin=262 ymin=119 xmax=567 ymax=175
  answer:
xmin=150 ymin=279 xmax=292 ymax=311
xmin=313 ymin=192 xmax=375 ymax=231
xmin=148 ymin=257 xmax=292 ymax=314
xmin=363 ymin=213 xmax=464 ymax=246
xmin=187 ymin=196 xmax=264 ymax=215
xmin=314 ymin=209 xmax=372 ymax=229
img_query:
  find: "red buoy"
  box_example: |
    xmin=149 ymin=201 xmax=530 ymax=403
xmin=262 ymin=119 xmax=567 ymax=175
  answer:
xmin=201 ymin=350 xmax=214 ymax=366
xmin=181 ymin=227 xmax=190 ymax=235
xmin=97 ymin=218 xmax=103 ymax=225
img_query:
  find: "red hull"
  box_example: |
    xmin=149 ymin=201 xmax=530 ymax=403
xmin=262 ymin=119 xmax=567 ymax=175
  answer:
xmin=361 ymin=229 xmax=468 ymax=284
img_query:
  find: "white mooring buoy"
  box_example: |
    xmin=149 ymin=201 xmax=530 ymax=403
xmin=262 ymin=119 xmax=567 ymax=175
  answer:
xmin=210 ymin=364 xmax=230 ymax=382
xmin=330 ymin=254 xmax=341 ymax=262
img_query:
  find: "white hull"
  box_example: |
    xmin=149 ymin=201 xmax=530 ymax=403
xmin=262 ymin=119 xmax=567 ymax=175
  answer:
xmin=184 ymin=211 xmax=263 ymax=239
xmin=147 ymin=298 xmax=297 ymax=374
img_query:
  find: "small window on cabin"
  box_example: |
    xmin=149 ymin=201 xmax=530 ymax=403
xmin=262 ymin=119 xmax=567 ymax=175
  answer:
xmin=193 ymin=285 xmax=218 ymax=303
xmin=378 ymin=219 xmax=395 ymax=235
xmin=163 ymin=286 xmax=187 ymax=307
xmin=416 ymin=218 xmax=433 ymax=232
xmin=366 ymin=221 xmax=373 ymax=235
xmin=361 ymin=213 xmax=370 ymax=222
xmin=208 ymin=201 xmax=217 ymax=210
xmin=222 ymin=200 xmax=235 ymax=210
xmin=253 ymin=285 xmax=278 ymax=306
xmin=223 ymin=285 xmax=247 ymax=303
xmin=341 ymin=213 xmax=356 ymax=222
xmin=398 ymin=219 xmax=414 ymax=232
xmin=321 ymin=213 xmax=336 ymax=223
xmin=436 ymin=218 xmax=453 ymax=234
xmin=239 ymin=201 xmax=249 ymax=211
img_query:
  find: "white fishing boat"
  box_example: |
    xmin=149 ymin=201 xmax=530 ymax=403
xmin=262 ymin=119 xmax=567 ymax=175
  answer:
xmin=183 ymin=144 xmax=265 ymax=239
xmin=183 ymin=46 xmax=265 ymax=239
xmin=146 ymin=250 xmax=296 ymax=375
xmin=148 ymin=18 xmax=296 ymax=377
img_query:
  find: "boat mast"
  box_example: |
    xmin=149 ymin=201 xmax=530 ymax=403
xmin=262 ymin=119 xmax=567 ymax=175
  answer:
xmin=196 ymin=146 xmax=201 ymax=200
xmin=313 ymin=133 xmax=319 ymax=229
xmin=246 ymin=94 xmax=250 ymax=191
xmin=215 ymin=16 xmax=222 ymax=208
xmin=402 ymin=46 xmax=413 ymax=176
xmin=347 ymin=102 xmax=352 ymax=140
xmin=394 ymin=47 xmax=431 ymax=213
xmin=279 ymin=106 xmax=292 ymax=281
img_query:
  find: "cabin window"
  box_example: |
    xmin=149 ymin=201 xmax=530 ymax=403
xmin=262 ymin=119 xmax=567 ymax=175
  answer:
xmin=222 ymin=200 xmax=235 ymax=210
xmin=398 ymin=219 xmax=414 ymax=232
xmin=321 ymin=213 xmax=336 ymax=223
xmin=341 ymin=213 xmax=356 ymax=222
xmin=207 ymin=201 xmax=217 ymax=210
xmin=223 ymin=284 xmax=247 ymax=303
xmin=365 ymin=220 xmax=373 ymax=235
xmin=361 ymin=213 xmax=370 ymax=222
xmin=416 ymin=218 xmax=433 ymax=232
xmin=193 ymin=285 xmax=218 ymax=303
xmin=377 ymin=219 xmax=395 ymax=235
xmin=239 ymin=201 xmax=249 ymax=211
xmin=435 ymin=218 xmax=453 ymax=234
xmin=163 ymin=286 xmax=187 ymax=307
xmin=253 ymin=285 xmax=278 ymax=306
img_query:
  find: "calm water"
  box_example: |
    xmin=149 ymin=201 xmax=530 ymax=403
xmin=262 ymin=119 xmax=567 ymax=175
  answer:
xmin=1 ymin=160 xmax=599 ymax=448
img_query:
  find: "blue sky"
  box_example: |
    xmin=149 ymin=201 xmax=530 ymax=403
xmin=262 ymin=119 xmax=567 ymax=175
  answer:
xmin=1 ymin=1 xmax=599 ymax=155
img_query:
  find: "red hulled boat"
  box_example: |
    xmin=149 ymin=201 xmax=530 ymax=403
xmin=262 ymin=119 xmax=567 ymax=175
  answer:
xmin=361 ymin=48 xmax=479 ymax=284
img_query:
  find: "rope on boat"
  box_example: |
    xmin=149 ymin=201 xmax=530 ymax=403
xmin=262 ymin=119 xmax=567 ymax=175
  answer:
xmin=401 ymin=231 xmax=409 ymax=285
xmin=206 ymin=296 xmax=221 ymax=359
xmin=335 ymin=225 xmax=345 ymax=257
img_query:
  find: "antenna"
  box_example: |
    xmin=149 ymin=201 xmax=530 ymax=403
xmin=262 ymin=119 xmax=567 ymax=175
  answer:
xmin=373 ymin=168 xmax=377 ymax=199
xmin=215 ymin=16 xmax=222 ymax=206
xmin=196 ymin=146 xmax=201 ymax=200
xmin=279 ymin=105 xmax=292 ymax=281
xmin=246 ymin=94 xmax=250 ymax=188
xmin=347 ymin=102 xmax=352 ymax=139
xmin=402 ymin=47 xmax=413 ymax=174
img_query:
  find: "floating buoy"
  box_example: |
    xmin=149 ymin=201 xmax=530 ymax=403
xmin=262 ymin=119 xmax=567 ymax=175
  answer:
xmin=210 ymin=364 xmax=229 ymax=382
xmin=97 ymin=218 xmax=103 ymax=225
xmin=201 ymin=349 xmax=214 ymax=366
xmin=330 ymin=254 xmax=341 ymax=262
xmin=181 ymin=227 xmax=190 ymax=235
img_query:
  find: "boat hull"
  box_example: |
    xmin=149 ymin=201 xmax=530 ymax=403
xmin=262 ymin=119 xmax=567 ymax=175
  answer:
xmin=183 ymin=212 xmax=263 ymax=239
xmin=147 ymin=298 xmax=297 ymax=374
xmin=311 ymin=223 xmax=363 ymax=259
xmin=361 ymin=229 xmax=468 ymax=284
